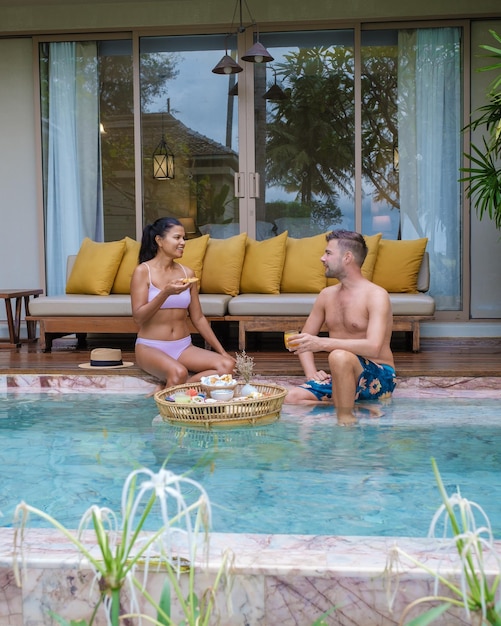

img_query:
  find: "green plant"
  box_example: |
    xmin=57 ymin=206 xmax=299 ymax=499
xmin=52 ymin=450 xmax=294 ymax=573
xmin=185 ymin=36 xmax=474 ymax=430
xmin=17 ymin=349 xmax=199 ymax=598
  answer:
xmin=13 ymin=467 xmax=231 ymax=626
xmin=460 ymin=29 xmax=501 ymax=230
xmin=386 ymin=458 xmax=501 ymax=626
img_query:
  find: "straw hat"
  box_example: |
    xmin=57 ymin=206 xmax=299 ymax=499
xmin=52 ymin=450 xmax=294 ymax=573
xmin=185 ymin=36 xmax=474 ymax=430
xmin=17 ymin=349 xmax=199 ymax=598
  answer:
xmin=78 ymin=348 xmax=134 ymax=369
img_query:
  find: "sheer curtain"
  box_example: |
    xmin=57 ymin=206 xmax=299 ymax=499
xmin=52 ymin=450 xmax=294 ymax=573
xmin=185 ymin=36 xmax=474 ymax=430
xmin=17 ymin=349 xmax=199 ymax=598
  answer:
xmin=44 ymin=41 xmax=103 ymax=295
xmin=397 ymin=28 xmax=461 ymax=310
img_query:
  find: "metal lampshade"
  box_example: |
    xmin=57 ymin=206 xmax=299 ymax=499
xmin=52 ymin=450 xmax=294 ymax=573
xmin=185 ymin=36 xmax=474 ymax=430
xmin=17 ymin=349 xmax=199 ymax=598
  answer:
xmin=263 ymin=82 xmax=287 ymax=100
xmin=212 ymin=54 xmax=243 ymax=75
xmin=241 ymin=41 xmax=274 ymax=64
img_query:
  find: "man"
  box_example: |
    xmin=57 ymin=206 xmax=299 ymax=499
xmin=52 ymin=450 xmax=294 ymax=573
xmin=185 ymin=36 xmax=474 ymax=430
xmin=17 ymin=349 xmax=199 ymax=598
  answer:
xmin=285 ymin=230 xmax=397 ymax=424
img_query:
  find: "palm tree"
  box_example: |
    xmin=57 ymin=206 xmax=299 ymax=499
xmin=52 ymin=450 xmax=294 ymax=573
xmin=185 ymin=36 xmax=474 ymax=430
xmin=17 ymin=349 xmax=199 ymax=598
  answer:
xmin=266 ymin=47 xmax=355 ymax=208
xmin=460 ymin=29 xmax=501 ymax=230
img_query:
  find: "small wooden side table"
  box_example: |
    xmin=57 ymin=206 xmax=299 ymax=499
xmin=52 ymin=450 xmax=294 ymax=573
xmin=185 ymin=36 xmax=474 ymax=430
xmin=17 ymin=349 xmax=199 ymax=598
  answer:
xmin=0 ymin=289 xmax=43 ymax=348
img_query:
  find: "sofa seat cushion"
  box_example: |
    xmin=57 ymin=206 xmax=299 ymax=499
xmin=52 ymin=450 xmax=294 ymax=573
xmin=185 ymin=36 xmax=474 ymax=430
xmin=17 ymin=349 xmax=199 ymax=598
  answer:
xmin=228 ymin=292 xmax=435 ymax=318
xmin=198 ymin=294 xmax=232 ymax=317
xmin=228 ymin=294 xmax=318 ymax=316
xmin=30 ymin=293 xmax=231 ymax=318
xmin=30 ymin=294 xmax=133 ymax=317
xmin=390 ymin=293 xmax=435 ymax=316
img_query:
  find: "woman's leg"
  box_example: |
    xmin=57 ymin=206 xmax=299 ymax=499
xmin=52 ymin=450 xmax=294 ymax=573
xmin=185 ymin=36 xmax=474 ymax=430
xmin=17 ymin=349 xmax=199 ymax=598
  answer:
xmin=178 ymin=344 xmax=235 ymax=382
xmin=135 ymin=342 xmax=189 ymax=386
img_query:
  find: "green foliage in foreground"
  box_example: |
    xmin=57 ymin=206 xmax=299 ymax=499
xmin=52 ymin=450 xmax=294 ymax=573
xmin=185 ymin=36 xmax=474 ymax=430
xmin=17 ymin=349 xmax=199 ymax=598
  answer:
xmin=389 ymin=458 xmax=501 ymax=626
xmin=14 ymin=467 xmax=231 ymax=626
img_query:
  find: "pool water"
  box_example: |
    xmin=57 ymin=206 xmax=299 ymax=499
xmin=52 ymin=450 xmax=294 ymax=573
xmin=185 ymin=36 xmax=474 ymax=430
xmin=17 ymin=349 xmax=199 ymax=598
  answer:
xmin=1 ymin=392 xmax=500 ymax=537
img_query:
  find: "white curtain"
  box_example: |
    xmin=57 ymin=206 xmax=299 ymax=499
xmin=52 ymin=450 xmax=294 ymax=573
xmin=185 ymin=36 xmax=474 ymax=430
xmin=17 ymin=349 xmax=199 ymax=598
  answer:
xmin=45 ymin=41 xmax=103 ymax=295
xmin=398 ymin=28 xmax=461 ymax=309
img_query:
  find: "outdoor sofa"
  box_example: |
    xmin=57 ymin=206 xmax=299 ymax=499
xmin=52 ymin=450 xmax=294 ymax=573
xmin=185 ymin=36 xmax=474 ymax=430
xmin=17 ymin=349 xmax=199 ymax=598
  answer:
xmin=28 ymin=231 xmax=435 ymax=353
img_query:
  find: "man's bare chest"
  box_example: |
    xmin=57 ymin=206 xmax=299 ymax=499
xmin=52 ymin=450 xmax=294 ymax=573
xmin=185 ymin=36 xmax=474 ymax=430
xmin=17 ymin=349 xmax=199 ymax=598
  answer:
xmin=324 ymin=295 xmax=369 ymax=335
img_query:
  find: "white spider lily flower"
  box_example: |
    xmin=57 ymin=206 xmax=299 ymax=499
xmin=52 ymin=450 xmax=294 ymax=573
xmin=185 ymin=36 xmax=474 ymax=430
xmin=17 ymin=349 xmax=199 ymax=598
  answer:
xmin=14 ymin=465 xmax=215 ymax=626
xmin=122 ymin=467 xmax=211 ymax=561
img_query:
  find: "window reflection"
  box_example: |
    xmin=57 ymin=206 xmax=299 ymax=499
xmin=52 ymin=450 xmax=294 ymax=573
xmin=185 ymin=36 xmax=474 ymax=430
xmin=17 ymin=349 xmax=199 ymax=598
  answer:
xmin=140 ymin=35 xmax=239 ymax=236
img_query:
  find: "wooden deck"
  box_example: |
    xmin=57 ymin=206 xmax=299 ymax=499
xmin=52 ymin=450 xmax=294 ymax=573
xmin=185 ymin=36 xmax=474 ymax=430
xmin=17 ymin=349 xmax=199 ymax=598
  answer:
xmin=1 ymin=331 xmax=500 ymax=379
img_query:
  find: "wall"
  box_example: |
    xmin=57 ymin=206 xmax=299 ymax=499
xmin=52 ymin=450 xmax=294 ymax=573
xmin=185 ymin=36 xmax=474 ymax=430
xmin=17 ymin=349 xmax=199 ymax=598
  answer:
xmin=0 ymin=6 xmax=500 ymax=337
xmin=0 ymin=0 xmax=500 ymax=35
xmin=0 ymin=38 xmax=42 ymax=338
xmin=470 ymin=20 xmax=501 ymax=318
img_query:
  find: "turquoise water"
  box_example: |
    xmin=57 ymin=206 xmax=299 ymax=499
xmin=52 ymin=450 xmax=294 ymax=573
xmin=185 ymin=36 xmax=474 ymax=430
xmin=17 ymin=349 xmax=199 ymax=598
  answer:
xmin=1 ymin=392 xmax=500 ymax=537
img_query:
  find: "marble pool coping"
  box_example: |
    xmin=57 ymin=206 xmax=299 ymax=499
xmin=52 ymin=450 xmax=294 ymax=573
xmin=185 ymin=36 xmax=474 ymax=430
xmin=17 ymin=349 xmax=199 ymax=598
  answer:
xmin=1 ymin=372 xmax=501 ymax=397
xmin=1 ymin=373 xmax=500 ymax=625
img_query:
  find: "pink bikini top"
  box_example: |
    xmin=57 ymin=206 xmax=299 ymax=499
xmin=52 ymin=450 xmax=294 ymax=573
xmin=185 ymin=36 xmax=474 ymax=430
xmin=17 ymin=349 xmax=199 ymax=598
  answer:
xmin=143 ymin=262 xmax=191 ymax=310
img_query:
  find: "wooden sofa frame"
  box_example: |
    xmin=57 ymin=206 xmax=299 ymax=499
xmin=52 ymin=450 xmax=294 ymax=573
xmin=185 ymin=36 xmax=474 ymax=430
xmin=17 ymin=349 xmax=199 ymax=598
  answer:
xmin=28 ymin=312 xmax=431 ymax=353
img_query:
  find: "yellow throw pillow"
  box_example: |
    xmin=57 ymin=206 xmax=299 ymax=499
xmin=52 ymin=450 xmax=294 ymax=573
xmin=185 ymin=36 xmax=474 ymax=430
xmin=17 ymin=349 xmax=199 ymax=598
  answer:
xmin=240 ymin=231 xmax=288 ymax=294
xmin=200 ymin=233 xmax=247 ymax=296
xmin=326 ymin=232 xmax=382 ymax=286
xmin=174 ymin=234 xmax=209 ymax=280
xmin=281 ymin=233 xmax=328 ymax=293
xmin=66 ymin=238 xmax=126 ymax=295
xmin=361 ymin=232 xmax=382 ymax=280
xmin=111 ymin=237 xmax=141 ymax=294
xmin=372 ymin=237 xmax=428 ymax=293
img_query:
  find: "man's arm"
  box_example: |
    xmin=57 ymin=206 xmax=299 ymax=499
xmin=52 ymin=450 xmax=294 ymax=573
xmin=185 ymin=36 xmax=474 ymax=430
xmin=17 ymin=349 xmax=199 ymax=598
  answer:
xmin=296 ymin=292 xmax=329 ymax=380
xmin=295 ymin=287 xmax=392 ymax=360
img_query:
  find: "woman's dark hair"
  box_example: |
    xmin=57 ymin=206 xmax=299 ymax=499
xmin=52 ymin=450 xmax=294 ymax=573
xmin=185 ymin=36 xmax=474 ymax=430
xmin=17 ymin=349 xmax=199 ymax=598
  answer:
xmin=139 ymin=217 xmax=182 ymax=263
xmin=326 ymin=229 xmax=368 ymax=267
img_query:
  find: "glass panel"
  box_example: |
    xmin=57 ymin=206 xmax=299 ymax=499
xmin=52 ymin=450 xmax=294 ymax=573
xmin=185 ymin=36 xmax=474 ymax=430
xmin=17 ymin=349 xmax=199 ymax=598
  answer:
xmin=39 ymin=39 xmax=133 ymax=294
xmin=361 ymin=30 xmax=400 ymax=238
xmin=140 ymin=35 xmax=239 ymax=238
xmin=258 ymin=30 xmax=355 ymax=239
xmin=98 ymin=40 xmax=135 ymax=241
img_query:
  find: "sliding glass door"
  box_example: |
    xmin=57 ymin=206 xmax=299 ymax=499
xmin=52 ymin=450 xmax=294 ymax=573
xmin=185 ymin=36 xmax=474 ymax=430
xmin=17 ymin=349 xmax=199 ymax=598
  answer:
xmin=258 ymin=30 xmax=355 ymax=239
xmin=140 ymin=35 xmax=239 ymax=239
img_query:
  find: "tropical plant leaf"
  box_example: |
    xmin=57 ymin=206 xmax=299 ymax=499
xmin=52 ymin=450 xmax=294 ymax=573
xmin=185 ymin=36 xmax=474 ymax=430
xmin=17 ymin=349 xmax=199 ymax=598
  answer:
xmin=404 ymin=603 xmax=451 ymax=626
xmin=310 ymin=605 xmax=338 ymax=624
xmin=156 ymin=580 xmax=172 ymax=626
xmin=48 ymin=613 xmax=89 ymax=626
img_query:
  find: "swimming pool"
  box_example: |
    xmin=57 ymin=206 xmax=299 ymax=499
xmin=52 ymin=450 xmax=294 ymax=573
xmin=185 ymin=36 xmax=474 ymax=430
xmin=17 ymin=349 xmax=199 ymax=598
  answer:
xmin=2 ymin=390 xmax=501 ymax=537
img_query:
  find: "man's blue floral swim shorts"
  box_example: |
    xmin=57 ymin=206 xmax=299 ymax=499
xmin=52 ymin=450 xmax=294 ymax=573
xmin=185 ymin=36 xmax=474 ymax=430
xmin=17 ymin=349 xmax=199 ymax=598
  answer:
xmin=299 ymin=356 xmax=397 ymax=402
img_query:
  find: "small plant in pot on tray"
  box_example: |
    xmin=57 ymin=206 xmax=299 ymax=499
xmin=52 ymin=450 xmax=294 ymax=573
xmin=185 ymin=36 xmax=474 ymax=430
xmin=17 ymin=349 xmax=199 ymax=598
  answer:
xmin=234 ymin=350 xmax=258 ymax=396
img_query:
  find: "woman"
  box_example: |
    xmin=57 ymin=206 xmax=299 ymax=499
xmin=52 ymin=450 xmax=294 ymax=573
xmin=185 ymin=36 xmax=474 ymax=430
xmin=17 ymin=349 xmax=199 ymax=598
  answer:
xmin=131 ymin=217 xmax=235 ymax=387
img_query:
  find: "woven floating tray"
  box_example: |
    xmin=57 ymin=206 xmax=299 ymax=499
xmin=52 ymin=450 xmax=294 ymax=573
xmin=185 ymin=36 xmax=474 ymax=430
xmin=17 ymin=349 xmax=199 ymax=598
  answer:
xmin=154 ymin=382 xmax=288 ymax=429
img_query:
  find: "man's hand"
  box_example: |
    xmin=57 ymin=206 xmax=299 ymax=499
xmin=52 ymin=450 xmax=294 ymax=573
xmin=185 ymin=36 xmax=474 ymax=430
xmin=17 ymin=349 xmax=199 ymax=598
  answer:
xmin=291 ymin=332 xmax=327 ymax=354
xmin=313 ymin=370 xmax=331 ymax=382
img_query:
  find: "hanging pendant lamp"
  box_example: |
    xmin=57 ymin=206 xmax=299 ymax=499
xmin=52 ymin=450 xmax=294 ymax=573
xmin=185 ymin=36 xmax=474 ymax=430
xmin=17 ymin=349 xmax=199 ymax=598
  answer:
xmin=212 ymin=0 xmax=274 ymax=76
xmin=152 ymin=107 xmax=175 ymax=180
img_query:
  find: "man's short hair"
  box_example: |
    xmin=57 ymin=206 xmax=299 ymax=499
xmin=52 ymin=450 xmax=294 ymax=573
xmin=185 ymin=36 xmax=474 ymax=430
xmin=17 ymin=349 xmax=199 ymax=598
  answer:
xmin=326 ymin=230 xmax=368 ymax=266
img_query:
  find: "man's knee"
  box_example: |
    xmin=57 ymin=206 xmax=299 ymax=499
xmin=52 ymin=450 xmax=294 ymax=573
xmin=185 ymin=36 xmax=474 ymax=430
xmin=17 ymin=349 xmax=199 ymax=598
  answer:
xmin=328 ymin=349 xmax=356 ymax=370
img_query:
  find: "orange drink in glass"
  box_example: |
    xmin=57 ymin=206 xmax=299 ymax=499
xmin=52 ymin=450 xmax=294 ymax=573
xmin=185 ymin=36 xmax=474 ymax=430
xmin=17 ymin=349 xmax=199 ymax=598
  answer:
xmin=284 ymin=330 xmax=299 ymax=351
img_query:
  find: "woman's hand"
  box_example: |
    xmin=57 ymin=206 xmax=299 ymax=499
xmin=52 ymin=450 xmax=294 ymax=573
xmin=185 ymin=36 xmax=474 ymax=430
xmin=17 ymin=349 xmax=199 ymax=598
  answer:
xmin=163 ymin=278 xmax=192 ymax=297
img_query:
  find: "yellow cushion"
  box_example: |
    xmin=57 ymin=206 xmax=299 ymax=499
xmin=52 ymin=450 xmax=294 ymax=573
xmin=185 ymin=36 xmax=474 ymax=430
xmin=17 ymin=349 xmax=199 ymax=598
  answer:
xmin=111 ymin=237 xmax=141 ymax=294
xmin=200 ymin=233 xmax=247 ymax=296
xmin=66 ymin=238 xmax=126 ymax=295
xmin=174 ymin=234 xmax=209 ymax=280
xmin=326 ymin=232 xmax=382 ymax=286
xmin=361 ymin=233 xmax=382 ymax=280
xmin=372 ymin=237 xmax=428 ymax=293
xmin=240 ymin=231 xmax=288 ymax=294
xmin=281 ymin=233 xmax=328 ymax=293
